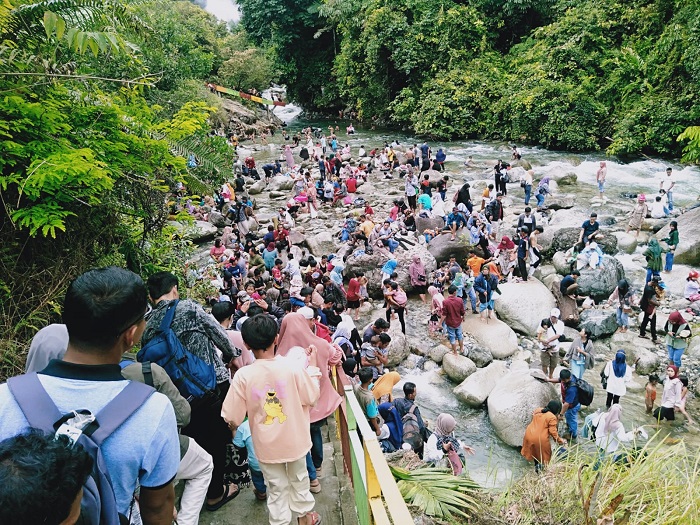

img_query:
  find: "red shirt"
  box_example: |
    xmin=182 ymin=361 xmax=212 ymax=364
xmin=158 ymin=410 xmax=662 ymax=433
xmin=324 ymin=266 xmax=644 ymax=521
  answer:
xmin=346 ymin=278 xmax=361 ymax=301
xmin=442 ymin=295 xmax=465 ymax=328
xmin=347 ymin=178 xmax=357 ymax=193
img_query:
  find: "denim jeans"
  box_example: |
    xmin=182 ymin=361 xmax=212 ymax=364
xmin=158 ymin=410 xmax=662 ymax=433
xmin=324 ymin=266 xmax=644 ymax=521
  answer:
xmin=616 ymin=307 xmax=629 ymax=328
xmin=250 ymin=467 xmax=267 ymax=493
xmin=305 ymin=452 xmax=317 ymax=482
xmin=565 ymin=403 xmax=581 ymax=438
xmin=667 ymin=190 xmax=674 ymax=210
xmin=665 ymin=251 xmax=674 ymax=272
xmin=463 ymin=288 xmax=477 ymax=311
xmin=383 ymin=238 xmax=399 ymax=252
xmin=524 ymin=184 xmax=532 ymax=205
xmin=668 ymin=345 xmax=684 ymax=367
xmin=646 ymin=267 xmax=660 ymax=283
xmin=536 ymin=193 xmax=545 ymax=208
xmin=310 ymin=418 xmax=326 ymax=469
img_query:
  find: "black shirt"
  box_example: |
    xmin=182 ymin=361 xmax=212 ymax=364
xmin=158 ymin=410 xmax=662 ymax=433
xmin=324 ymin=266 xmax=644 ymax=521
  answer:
xmin=581 ymin=220 xmax=599 ymax=242
xmin=560 ymin=275 xmax=576 ymax=294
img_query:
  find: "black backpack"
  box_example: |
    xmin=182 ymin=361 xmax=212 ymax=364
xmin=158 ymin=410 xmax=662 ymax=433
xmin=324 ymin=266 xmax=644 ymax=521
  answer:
xmin=401 ymin=404 xmax=424 ymax=451
xmin=576 ymin=377 xmax=595 ymax=406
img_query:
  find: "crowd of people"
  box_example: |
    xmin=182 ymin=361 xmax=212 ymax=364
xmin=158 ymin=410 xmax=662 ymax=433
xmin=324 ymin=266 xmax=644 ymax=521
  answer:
xmin=1 ymin=127 xmax=698 ymax=525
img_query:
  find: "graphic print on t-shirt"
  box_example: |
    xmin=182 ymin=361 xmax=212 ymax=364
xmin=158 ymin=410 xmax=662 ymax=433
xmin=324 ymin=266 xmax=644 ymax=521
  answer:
xmin=253 ymin=382 xmax=288 ymax=425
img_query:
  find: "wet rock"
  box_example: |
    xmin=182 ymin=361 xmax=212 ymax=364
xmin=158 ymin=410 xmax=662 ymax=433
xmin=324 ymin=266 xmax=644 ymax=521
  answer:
xmin=546 ymin=196 xmax=575 ymax=210
xmin=629 ymin=346 xmax=661 ymax=376
xmin=415 ymin=215 xmax=446 ymax=233
xmin=552 ymin=172 xmax=578 ymax=185
xmin=168 ymin=220 xmax=218 ymax=242
xmin=442 ymin=354 xmax=477 ymax=383
xmin=248 ymin=180 xmax=266 ymax=195
xmin=462 ymin=315 xmax=518 ymax=359
xmin=454 ymin=361 xmax=508 ymax=407
xmin=487 ymin=370 xmax=559 ymax=446
xmin=613 ymin=232 xmax=638 ymax=255
xmin=642 ymin=218 xmax=669 ymax=232
xmin=494 ymin=279 xmax=557 ymax=336
xmin=656 ymin=207 xmax=700 ymax=265
xmin=427 ymin=231 xmax=478 ymax=263
xmin=428 ymin=344 xmax=451 ymax=364
xmin=208 ymin=210 xmax=227 ymax=228
xmin=466 ymin=345 xmax=493 ymax=368
xmin=579 ymin=309 xmax=618 ymax=339
xmin=541 ymin=227 xmax=618 ymax=257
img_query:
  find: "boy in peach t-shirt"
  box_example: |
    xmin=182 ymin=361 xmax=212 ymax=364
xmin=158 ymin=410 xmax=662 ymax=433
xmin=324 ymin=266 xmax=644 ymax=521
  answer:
xmin=222 ymin=314 xmax=321 ymax=525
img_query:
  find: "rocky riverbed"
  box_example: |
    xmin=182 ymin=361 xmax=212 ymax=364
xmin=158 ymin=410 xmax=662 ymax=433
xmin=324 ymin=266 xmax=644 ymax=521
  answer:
xmin=183 ymin=127 xmax=700 ymax=479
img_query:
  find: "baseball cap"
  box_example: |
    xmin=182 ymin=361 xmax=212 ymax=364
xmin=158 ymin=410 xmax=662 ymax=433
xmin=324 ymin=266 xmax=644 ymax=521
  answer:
xmin=550 ymin=308 xmax=561 ymax=318
xmin=299 ymin=306 xmax=315 ymax=320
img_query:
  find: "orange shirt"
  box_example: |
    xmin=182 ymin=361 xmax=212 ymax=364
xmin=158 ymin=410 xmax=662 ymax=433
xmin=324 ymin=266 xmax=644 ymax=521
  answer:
xmin=467 ymin=256 xmax=485 ymax=276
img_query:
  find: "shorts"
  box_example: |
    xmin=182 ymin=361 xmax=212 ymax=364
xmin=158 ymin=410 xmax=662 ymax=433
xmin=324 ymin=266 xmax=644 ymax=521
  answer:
xmin=347 ymin=299 xmax=361 ymax=309
xmin=446 ymin=325 xmax=463 ymax=344
xmin=598 ymin=180 xmax=605 ymax=192
xmin=478 ymin=300 xmax=494 ymax=312
xmin=541 ymin=350 xmax=559 ymax=370
xmin=413 ymin=284 xmax=427 ymax=294
xmin=653 ymin=406 xmax=675 ymax=421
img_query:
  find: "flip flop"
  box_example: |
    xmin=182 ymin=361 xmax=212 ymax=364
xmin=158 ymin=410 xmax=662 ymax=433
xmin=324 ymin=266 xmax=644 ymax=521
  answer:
xmin=206 ymin=483 xmax=240 ymax=511
xmin=306 ymin=512 xmax=322 ymax=525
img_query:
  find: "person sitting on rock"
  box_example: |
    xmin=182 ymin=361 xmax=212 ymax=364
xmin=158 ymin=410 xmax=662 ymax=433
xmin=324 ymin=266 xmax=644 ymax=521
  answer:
xmin=578 ymin=212 xmax=603 ymax=246
xmin=559 ymin=270 xmax=581 ymax=299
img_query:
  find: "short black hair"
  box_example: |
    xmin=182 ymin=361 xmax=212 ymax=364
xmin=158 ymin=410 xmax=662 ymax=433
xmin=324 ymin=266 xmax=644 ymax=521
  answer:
xmin=524 ymin=207 xmax=531 ymax=213
xmin=572 ymin=269 xmax=581 ymax=276
xmin=373 ymin=318 xmax=390 ymax=329
xmin=63 ymin=267 xmax=148 ymax=350
xmin=241 ymin=313 xmax=278 ymax=350
xmin=590 ymin=212 xmax=597 ymax=217
xmin=447 ymin=285 xmax=457 ymax=294
xmin=211 ymin=301 xmax=235 ymax=322
xmin=378 ymin=333 xmax=392 ymax=344
xmin=559 ymin=369 xmax=571 ymax=381
xmin=0 ymin=431 xmax=93 ymax=525
xmin=403 ymin=382 xmax=416 ymax=396
xmin=358 ymin=367 xmax=374 ymax=384
xmin=146 ymin=271 xmax=179 ymax=301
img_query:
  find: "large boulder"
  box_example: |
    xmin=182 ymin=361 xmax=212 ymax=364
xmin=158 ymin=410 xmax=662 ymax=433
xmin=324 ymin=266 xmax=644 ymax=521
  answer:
xmin=306 ymin=231 xmax=338 ymax=257
xmin=494 ymin=279 xmax=557 ymax=336
xmin=454 ymin=361 xmax=509 ymax=407
xmin=208 ymin=210 xmax=227 ymax=228
xmin=428 ymin=344 xmax=451 ymax=364
xmin=576 ymin=255 xmax=625 ymax=300
xmin=248 ymin=179 xmax=266 ymax=195
xmin=344 ymin=244 xmax=437 ymax=297
xmin=546 ymin=196 xmax=575 ymax=210
xmin=487 ymin=371 xmax=560 ymax=446
xmin=384 ymin=322 xmax=410 ymax=367
xmin=552 ymin=251 xmax=571 ymax=275
xmin=462 ymin=316 xmax=518 ymax=359
xmin=442 ymin=354 xmax=477 ymax=383
xmin=613 ymin=232 xmax=638 ymax=255
xmin=579 ymin=309 xmax=618 ymax=339
xmin=467 ymin=345 xmax=493 ymax=368
xmin=415 ymin=215 xmax=446 ymax=234
xmin=656 ymin=207 xmax=700 ymax=265
xmin=552 ymin=172 xmax=578 ymax=185
xmin=168 ymin=220 xmax=218 ymax=242
xmin=427 ymin=231 xmax=478 ymax=263
xmin=540 ymin=226 xmax=618 ymax=258
xmin=267 ymin=175 xmax=295 ymax=192
xmin=627 ymin=346 xmax=661 ymax=376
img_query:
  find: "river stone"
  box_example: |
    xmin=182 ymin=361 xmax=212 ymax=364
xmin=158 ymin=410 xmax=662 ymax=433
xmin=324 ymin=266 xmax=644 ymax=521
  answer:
xmin=512 ymin=159 xmax=532 ymax=171
xmin=628 ymin=346 xmax=661 ymax=376
xmin=541 ymin=227 xmax=618 ymax=258
xmin=428 ymin=344 xmax=451 ymax=364
xmin=487 ymin=370 xmax=559 ymax=447
xmin=546 ymin=196 xmax=575 ymax=210
xmin=494 ymin=279 xmax=557 ymax=336
xmin=168 ymin=220 xmax=218 ymax=242
xmin=415 ymin=215 xmax=445 ymax=233
xmin=466 ymin=345 xmax=493 ymax=368
xmin=552 ymin=172 xmax=578 ymax=185
xmin=267 ymin=175 xmax=295 ymax=192
xmin=687 ymin=336 xmax=700 ymax=359
xmin=442 ymin=354 xmax=477 ymax=383
xmin=462 ymin=316 xmax=518 ymax=359
xmin=533 ymin=265 xmax=556 ymax=280
xmin=208 ymin=210 xmax=227 ymax=228
xmin=453 ymin=361 xmax=508 ymax=407
xmin=427 ymin=230 xmax=478 ymax=263
xmin=288 ymin=229 xmax=306 ymax=246
xmin=579 ymin=309 xmax=618 ymax=339
xmin=642 ymin=218 xmax=669 ymax=232
xmin=248 ymin=179 xmax=266 ymax=195
xmin=576 ymin=255 xmax=625 ymax=299
xmin=656 ymin=206 xmax=700 ymax=265
xmin=384 ymin=322 xmax=410 ymax=367
xmin=613 ymin=232 xmax=638 ymax=255
xmin=306 ymin=231 xmax=337 ymax=257
xmin=552 ymin=251 xmax=571 ymax=275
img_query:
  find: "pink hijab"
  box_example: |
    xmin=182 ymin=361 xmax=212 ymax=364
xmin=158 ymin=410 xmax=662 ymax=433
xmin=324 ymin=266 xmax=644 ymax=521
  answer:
xmin=226 ymin=329 xmax=255 ymax=370
xmin=276 ymin=313 xmax=342 ymax=422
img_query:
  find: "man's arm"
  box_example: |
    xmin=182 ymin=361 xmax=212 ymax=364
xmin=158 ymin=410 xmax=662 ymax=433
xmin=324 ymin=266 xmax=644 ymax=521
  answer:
xmin=199 ymin=307 xmax=240 ymax=361
xmin=140 ymin=483 xmax=176 ymax=525
xmin=578 ymin=228 xmax=584 ymax=243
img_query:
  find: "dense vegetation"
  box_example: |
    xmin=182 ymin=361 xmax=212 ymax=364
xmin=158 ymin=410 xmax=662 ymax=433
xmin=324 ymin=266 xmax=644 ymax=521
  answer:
xmin=0 ymin=0 xmax=276 ymax=377
xmin=237 ymin=0 xmax=700 ymax=155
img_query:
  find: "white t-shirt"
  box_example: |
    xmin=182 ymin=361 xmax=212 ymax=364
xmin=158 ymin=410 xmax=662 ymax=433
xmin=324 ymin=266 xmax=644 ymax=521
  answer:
xmin=660 ymin=174 xmax=675 ymax=192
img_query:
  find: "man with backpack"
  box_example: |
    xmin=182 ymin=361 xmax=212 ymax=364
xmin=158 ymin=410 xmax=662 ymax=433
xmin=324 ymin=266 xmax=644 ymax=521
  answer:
xmin=559 ymin=369 xmax=581 ymax=443
xmin=142 ymin=272 xmax=241 ymax=512
xmin=393 ymin=382 xmax=430 ymax=457
xmin=0 ymin=267 xmax=181 ymax=524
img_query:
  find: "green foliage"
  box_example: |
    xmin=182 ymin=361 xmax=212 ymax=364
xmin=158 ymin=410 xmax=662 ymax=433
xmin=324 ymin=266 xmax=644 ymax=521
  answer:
xmin=391 ymin=466 xmax=480 ymax=519
xmin=218 ymin=47 xmax=275 ymax=92
xmin=678 ymin=126 xmax=700 ymax=164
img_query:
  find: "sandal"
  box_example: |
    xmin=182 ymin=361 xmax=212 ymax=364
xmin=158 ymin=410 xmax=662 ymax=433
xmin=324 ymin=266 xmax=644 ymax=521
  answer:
xmin=310 ymin=479 xmax=322 ymax=494
xmin=254 ymin=488 xmax=267 ymax=501
xmin=305 ymin=512 xmax=322 ymax=525
xmin=206 ymin=483 xmax=240 ymax=511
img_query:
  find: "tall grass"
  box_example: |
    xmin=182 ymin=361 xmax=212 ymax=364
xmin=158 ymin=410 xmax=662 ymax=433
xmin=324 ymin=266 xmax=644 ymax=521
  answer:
xmin=494 ymin=437 xmax=700 ymax=524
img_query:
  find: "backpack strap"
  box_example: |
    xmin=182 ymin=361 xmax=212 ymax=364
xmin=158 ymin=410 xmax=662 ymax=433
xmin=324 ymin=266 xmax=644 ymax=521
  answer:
xmin=89 ymin=381 xmax=155 ymax=446
xmin=141 ymin=362 xmax=154 ymax=387
xmin=158 ymin=299 xmax=179 ymax=333
xmin=408 ymin=404 xmax=417 ymax=416
xmin=7 ymin=373 xmax=62 ymax=432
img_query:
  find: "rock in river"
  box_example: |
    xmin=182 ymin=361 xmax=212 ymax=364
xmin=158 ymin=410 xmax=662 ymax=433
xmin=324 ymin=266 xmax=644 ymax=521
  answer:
xmin=442 ymin=353 xmax=477 ymax=383
xmin=454 ymin=361 xmax=508 ymax=407
xmin=494 ymin=279 xmax=557 ymax=336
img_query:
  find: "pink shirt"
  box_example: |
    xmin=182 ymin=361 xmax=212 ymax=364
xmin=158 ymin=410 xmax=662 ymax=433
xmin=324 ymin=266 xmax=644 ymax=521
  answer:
xmin=222 ymin=357 xmax=320 ymax=464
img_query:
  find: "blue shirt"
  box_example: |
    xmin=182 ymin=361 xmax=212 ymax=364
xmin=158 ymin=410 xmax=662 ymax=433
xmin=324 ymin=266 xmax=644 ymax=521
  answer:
xmin=233 ymin=420 xmax=260 ymax=471
xmin=417 ymin=193 xmax=432 ymax=210
xmin=564 ymin=380 xmax=580 ymax=406
xmin=0 ymin=361 xmax=180 ymax=515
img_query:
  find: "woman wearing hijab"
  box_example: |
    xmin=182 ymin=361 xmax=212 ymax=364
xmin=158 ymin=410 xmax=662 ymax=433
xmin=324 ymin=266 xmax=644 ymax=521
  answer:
xmin=626 ymin=194 xmax=648 ymax=237
xmin=564 ymin=328 xmax=595 ymax=380
xmin=654 ymin=365 xmax=683 ymax=421
xmin=424 ymin=413 xmax=475 ymax=474
xmin=602 ymin=350 xmax=633 ymax=408
xmin=535 ymin=177 xmax=551 ymax=211
xmin=262 ymin=242 xmax=278 ymax=271
xmin=643 ymin=238 xmax=664 ymax=283
xmin=284 ymin=144 xmax=294 ymax=169
xmin=377 ymin=403 xmax=404 ymax=452
xmin=342 ymin=358 xmax=359 ymax=385
xmin=409 ymin=254 xmax=428 ymax=303
xmin=455 ymin=182 xmax=472 ymax=212
xmin=381 ymin=258 xmax=398 ymax=283
xmin=664 ymin=311 xmax=692 ymax=368
xmin=495 ymin=236 xmax=517 ymax=281
xmin=521 ymin=400 xmax=566 ymax=472
xmin=277 ymin=313 xmax=343 ymax=484
xmin=372 ymin=371 xmax=401 ymax=404
xmin=332 ymin=321 xmax=356 ymax=358
xmin=595 ymin=404 xmax=642 ymax=463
